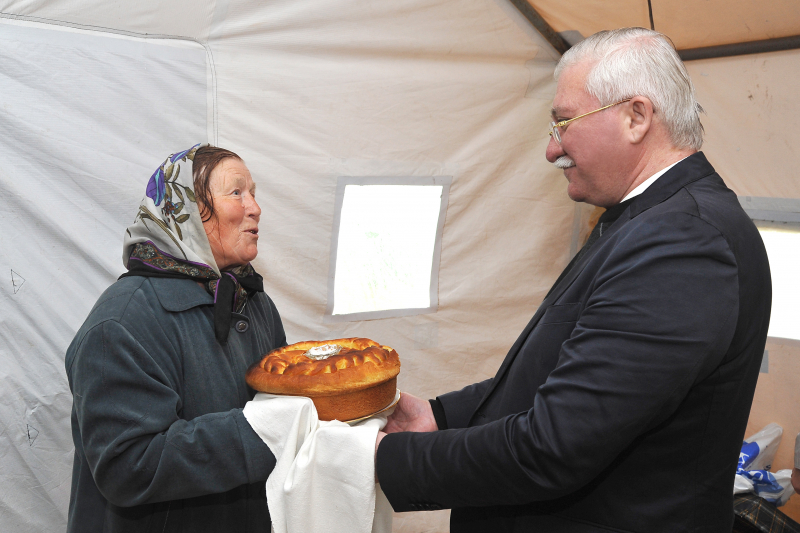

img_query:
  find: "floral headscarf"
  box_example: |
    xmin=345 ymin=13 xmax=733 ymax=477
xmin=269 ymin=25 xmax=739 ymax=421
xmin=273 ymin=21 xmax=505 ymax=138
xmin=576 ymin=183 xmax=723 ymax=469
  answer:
xmin=121 ymin=144 xmax=263 ymax=343
xmin=123 ymin=143 xmax=219 ymax=276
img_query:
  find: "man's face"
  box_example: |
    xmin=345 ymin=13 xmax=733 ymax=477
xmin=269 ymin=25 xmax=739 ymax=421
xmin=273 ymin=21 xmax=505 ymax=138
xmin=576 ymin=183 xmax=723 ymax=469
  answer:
xmin=545 ymin=62 xmax=635 ymax=208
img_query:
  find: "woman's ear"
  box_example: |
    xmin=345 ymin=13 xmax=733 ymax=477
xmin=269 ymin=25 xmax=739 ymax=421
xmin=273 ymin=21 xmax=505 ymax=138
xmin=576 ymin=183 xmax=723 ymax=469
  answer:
xmin=626 ymin=96 xmax=654 ymax=144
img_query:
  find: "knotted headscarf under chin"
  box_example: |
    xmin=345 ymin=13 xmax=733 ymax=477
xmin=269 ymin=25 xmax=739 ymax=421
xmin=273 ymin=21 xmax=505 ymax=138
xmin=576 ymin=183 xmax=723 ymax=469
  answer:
xmin=120 ymin=144 xmax=263 ymax=344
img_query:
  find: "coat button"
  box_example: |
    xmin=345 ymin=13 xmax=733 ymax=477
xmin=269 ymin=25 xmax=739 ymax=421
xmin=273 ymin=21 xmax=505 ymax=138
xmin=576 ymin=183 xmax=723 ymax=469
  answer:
xmin=235 ymin=320 xmax=249 ymax=333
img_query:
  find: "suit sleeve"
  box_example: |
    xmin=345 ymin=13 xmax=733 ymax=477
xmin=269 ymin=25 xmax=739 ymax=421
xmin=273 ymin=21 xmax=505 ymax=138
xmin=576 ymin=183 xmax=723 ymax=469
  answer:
xmin=436 ymin=379 xmax=493 ymax=429
xmin=377 ymin=211 xmax=739 ymax=510
xmin=70 ymin=320 xmax=276 ymax=507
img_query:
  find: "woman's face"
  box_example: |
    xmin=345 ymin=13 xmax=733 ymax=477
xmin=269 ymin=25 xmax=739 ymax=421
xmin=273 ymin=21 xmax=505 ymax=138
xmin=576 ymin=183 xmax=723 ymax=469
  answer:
xmin=202 ymin=158 xmax=261 ymax=270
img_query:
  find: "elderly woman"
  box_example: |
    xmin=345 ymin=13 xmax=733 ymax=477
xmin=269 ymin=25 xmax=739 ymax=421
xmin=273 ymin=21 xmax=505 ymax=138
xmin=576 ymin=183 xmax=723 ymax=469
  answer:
xmin=65 ymin=144 xmax=285 ymax=532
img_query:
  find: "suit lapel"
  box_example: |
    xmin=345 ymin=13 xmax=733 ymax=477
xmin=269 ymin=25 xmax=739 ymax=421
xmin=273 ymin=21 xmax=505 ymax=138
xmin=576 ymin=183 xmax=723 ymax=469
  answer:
xmin=471 ymin=210 xmax=632 ymax=417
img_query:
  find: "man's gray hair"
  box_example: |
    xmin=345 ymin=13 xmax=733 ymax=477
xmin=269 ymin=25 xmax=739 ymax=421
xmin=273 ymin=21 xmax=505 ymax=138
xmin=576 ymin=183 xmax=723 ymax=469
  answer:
xmin=555 ymin=27 xmax=704 ymax=150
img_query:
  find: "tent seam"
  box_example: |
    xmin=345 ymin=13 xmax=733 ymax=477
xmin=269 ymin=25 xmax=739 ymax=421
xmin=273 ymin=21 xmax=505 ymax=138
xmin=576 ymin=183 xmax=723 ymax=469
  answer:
xmin=0 ymin=11 xmax=218 ymax=146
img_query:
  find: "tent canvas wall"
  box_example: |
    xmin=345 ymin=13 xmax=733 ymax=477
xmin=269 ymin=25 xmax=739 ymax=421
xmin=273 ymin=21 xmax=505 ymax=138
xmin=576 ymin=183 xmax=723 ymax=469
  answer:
xmin=1 ymin=1 xmax=797 ymax=531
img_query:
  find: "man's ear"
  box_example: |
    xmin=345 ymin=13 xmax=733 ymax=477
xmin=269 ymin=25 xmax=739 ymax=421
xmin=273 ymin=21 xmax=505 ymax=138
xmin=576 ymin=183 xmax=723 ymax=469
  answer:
xmin=626 ymin=96 xmax=654 ymax=144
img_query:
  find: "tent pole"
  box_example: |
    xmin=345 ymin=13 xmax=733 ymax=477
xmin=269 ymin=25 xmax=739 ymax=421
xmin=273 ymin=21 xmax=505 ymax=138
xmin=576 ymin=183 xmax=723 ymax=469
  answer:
xmin=679 ymin=35 xmax=800 ymax=61
xmin=508 ymin=0 xmax=569 ymax=55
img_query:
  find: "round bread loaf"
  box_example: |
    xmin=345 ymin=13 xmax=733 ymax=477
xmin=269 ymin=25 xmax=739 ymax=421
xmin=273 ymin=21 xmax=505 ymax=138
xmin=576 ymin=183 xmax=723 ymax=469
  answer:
xmin=246 ymin=337 xmax=400 ymax=421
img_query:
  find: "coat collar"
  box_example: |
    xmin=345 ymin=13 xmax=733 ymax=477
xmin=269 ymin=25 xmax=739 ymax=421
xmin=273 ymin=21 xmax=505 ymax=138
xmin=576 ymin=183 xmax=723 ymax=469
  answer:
xmin=469 ymin=152 xmax=717 ymax=421
xmin=542 ymin=151 xmax=716 ymax=332
xmin=531 ymin=153 xmax=715 ymax=317
xmin=151 ymin=277 xmax=213 ymax=312
xmin=628 ymin=151 xmax=715 ymax=218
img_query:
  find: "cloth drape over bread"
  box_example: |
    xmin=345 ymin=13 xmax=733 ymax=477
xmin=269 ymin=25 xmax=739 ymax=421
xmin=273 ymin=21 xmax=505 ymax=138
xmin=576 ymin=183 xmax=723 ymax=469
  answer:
xmin=243 ymin=393 xmax=393 ymax=533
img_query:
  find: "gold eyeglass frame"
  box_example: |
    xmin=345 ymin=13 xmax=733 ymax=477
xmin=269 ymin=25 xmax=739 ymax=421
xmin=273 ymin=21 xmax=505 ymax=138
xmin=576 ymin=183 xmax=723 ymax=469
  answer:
xmin=549 ymin=99 xmax=631 ymax=144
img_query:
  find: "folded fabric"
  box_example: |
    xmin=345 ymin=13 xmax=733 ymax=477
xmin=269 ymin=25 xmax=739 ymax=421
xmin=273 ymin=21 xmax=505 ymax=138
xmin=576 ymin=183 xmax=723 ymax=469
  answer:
xmin=243 ymin=393 xmax=392 ymax=533
xmin=735 ymin=423 xmax=795 ymax=506
xmin=736 ymin=468 xmax=795 ymax=506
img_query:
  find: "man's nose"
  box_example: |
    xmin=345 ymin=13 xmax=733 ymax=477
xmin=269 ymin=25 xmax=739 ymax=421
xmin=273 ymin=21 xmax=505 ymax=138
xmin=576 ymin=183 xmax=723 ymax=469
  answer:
xmin=545 ymin=135 xmax=564 ymax=163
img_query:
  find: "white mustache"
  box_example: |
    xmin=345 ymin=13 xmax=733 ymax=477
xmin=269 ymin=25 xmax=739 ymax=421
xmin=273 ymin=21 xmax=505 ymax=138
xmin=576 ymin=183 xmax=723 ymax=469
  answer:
xmin=553 ymin=156 xmax=575 ymax=169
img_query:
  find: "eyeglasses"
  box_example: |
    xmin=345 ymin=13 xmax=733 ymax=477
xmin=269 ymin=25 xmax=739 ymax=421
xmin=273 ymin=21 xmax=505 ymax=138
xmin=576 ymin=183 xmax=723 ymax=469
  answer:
xmin=549 ymin=99 xmax=631 ymax=144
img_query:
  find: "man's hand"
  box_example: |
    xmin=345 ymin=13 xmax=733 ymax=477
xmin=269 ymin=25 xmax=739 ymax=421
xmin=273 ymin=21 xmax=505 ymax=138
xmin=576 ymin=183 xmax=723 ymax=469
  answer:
xmin=792 ymin=468 xmax=800 ymax=495
xmin=383 ymin=392 xmax=438 ymax=434
xmin=375 ymin=393 xmax=437 ymax=483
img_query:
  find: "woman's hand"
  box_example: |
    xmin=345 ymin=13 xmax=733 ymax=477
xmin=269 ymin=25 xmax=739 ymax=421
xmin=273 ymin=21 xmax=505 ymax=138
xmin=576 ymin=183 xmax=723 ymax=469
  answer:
xmin=383 ymin=392 xmax=438 ymax=434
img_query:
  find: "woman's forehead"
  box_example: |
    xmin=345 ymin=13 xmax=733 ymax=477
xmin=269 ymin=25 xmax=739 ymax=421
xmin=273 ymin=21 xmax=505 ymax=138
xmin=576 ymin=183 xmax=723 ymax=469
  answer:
xmin=210 ymin=159 xmax=254 ymax=188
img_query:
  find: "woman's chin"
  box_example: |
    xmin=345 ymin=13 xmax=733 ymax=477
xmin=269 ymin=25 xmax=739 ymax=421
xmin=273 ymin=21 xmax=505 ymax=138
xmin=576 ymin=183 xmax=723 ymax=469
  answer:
xmin=214 ymin=244 xmax=259 ymax=270
xmin=239 ymin=248 xmax=259 ymax=265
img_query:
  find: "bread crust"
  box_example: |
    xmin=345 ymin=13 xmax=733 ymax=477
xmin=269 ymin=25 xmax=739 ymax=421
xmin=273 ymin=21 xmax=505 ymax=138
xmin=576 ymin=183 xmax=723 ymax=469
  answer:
xmin=246 ymin=338 xmax=400 ymax=420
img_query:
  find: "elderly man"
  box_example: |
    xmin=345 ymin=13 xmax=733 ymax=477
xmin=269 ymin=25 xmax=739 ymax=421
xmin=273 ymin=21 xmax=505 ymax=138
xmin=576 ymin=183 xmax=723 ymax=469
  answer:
xmin=375 ymin=28 xmax=771 ymax=532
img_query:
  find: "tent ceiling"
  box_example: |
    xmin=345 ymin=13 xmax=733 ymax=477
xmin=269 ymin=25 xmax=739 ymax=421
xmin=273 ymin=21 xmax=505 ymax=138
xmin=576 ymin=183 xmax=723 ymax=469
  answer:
xmin=518 ymin=0 xmax=800 ymax=58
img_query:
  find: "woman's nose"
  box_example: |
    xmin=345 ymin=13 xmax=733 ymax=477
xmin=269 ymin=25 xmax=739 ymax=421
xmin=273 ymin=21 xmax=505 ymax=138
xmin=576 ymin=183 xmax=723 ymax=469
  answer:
xmin=247 ymin=195 xmax=261 ymax=218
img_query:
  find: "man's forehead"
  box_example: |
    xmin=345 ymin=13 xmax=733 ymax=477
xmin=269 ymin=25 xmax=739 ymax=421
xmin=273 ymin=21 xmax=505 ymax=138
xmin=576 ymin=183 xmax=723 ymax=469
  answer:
xmin=551 ymin=61 xmax=596 ymax=115
xmin=551 ymin=96 xmax=584 ymax=117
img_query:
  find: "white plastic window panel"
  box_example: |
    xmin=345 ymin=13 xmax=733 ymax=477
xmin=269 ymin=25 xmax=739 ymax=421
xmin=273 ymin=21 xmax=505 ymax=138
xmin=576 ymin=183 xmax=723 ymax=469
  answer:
xmin=326 ymin=177 xmax=451 ymax=322
xmin=740 ymin=197 xmax=800 ymax=342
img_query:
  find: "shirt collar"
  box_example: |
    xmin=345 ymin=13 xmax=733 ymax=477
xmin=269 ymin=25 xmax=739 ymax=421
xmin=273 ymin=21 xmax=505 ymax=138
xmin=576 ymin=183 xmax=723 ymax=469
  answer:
xmin=621 ymin=156 xmax=687 ymax=203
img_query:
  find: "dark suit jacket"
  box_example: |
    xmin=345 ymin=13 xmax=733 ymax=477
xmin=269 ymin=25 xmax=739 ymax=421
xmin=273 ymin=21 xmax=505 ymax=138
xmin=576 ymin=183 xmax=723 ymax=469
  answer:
xmin=377 ymin=152 xmax=772 ymax=533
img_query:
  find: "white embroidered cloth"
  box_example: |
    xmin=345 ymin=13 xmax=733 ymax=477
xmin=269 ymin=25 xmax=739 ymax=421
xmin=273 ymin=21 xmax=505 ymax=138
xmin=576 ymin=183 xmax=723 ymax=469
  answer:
xmin=243 ymin=393 xmax=393 ymax=533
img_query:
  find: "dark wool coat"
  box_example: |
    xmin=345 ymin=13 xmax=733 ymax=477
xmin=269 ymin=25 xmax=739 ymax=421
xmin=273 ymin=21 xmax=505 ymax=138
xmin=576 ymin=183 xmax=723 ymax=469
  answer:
xmin=66 ymin=276 xmax=286 ymax=532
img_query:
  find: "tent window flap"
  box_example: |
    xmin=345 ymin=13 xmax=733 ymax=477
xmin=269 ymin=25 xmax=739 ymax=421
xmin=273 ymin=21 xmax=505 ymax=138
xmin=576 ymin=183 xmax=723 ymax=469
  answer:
xmin=325 ymin=176 xmax=451 ymax=322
